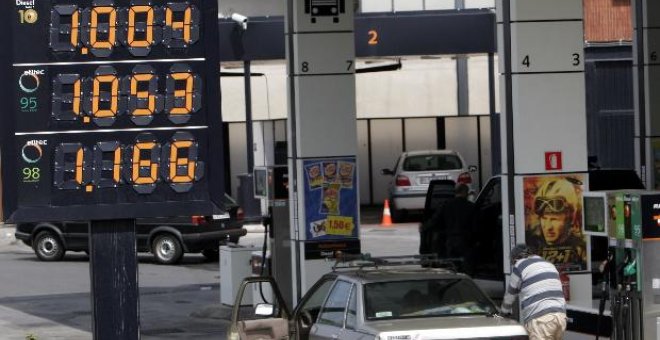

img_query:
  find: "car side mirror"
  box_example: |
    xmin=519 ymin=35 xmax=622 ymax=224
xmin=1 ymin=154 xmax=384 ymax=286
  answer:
xmin=255 ymin=303 xmax=275 ymax=316
xmin=381 ymin=169 xmax=394 ymax=176
xmin=468 ymin=165 xmax=478 ymax=173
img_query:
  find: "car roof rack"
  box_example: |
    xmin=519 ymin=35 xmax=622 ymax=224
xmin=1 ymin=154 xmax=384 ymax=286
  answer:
xmin=331 ymin=253 xmax=460 ymax=272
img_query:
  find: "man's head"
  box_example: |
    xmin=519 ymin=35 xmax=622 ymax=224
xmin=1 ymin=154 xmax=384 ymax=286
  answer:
xmin=510 ymin=244 xmax=534 ymax=264
xmin=534 ymin=178 xmax=579 ymax=245
xmin=455 ymin=183 xmax=470 ymax=198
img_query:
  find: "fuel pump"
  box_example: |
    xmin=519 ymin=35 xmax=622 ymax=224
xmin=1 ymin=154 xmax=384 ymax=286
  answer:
xmin=253 ymin=166 xmax=294 ymax=308
xmin=584 ymin=190 xmax=660 ymax=340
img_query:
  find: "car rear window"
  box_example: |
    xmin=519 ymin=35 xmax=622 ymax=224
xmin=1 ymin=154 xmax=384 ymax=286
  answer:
xmin=402 ymin=155 xmax=462 ymax=171
xmin=364 ymin=278 xmax=496 ymax=320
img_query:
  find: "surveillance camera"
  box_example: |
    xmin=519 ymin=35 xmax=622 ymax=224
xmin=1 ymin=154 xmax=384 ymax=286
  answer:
xmin=231 ymin=13 xmax=248 ymax=30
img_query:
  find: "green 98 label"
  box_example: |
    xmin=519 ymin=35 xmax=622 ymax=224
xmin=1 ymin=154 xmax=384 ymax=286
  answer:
xmin=22 ymin=167 xmax=41 ymax=182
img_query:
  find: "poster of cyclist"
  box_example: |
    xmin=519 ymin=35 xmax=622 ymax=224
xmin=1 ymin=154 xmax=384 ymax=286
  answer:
xmin=523 ymin=174 xmax=588 ymax=272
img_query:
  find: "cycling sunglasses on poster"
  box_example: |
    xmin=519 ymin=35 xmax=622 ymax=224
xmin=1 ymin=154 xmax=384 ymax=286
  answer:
xmin=534 ymin=196 xmax=569 ymax=214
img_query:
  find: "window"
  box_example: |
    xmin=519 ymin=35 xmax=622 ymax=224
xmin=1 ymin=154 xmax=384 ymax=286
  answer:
xmin=297 ymin=279 xmax=334 ymax=325
xmin=403 ymin=154 xmax=463 ymax=171
xmin=318 ymin=281 xmax=352 ymax=327
xmin=364 ymin=279 xmax=496 ymax=320
xmin=478 ymin=178 xmax=501 ymax=206
xmin=345 ymin=286 xmax=357 ymax=329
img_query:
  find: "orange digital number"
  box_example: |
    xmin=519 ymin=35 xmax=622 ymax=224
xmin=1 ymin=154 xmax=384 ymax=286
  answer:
xmin=54 ymin=143 xmax=89 ymax=190
xmin=92 ymin=74 xmax=119 ymax=118
xmin=368 ymin=30 xmax=378 ymax=45
xmin=169 ymin=72 xmax=193 ymax=115
xmin=127 ymin=6 xmax=154 ymax=48
xmin=89 ymin=7 xmax=117 ymax=50
xmin=130 ymin=73 xmax=155 ymax=116
xmin=72 ymin=79 xmax=82 ymax=116
xmin=131 ymin=142 xmax=159 ymax=185
xmin=75 ymin=147 xmax=85 ymax=185
xmin=169 ymin=140 xmax=195 ymax=183
xmin=52 ymin=74 xmax=83 ymax=121
xmin=50 ymin=6 xmax=81 ymax=52
xmin=70 ymin=10 xmax=80 ymax=48
xmin=166 ymin=6 xmax=192 ymax=43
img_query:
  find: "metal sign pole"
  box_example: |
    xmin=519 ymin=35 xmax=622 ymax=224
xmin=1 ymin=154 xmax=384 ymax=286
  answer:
xmin=89 ymin=220 xmax=139 ymax=340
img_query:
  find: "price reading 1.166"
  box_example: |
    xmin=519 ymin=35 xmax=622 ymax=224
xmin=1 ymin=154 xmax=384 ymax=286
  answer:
xmin=53 ymin=131 xmax=203 ymax=194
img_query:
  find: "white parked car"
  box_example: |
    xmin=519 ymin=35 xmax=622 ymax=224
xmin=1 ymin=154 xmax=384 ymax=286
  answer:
xmin=381 ymin=150 xmax=475 ymax=222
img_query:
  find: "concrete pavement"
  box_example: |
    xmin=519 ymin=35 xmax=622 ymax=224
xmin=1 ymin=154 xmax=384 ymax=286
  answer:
xmin=0 ymin=216 xmax=420 ymax=339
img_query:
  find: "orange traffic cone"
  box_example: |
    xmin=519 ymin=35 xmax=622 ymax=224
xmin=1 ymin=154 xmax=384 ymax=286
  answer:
xmin=381 ymin=200 xmax=393 ymax=227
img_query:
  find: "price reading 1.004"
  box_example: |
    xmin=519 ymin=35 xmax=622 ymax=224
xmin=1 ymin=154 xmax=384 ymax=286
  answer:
xmin=50 ymin=3 xmax=200 ymax=57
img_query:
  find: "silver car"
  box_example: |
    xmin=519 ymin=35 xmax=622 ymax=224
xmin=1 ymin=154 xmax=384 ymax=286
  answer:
xmin=229 ymin=257 xmax=527 ymax=340
xmin=381 ymin=150 xmax=475 ymax=222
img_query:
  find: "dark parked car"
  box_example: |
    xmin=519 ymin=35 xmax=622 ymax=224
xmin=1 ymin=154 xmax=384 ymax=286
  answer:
xmin=15 ymin=195 xmax=247 ymax=265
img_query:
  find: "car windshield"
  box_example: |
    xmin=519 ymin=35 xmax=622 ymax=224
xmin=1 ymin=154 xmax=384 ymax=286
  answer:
xmin=364 ymin=278 xmax=496 ymax=320
xmin=402 ymin=154 xmax=462 ymax=171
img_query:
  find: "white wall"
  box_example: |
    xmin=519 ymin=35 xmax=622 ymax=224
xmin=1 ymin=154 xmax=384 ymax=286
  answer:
xmin=218 ymin=0 xmax=284 ymax=17
xmin=222 ymin=56 xmax=498 ymax=121
xmin=357 ymin=58 xmax=458 ymax=117
xmin=469 ymin=54 xmax=500 ymax=115
xmin=221 ymin=62 xmax=288 ymax=122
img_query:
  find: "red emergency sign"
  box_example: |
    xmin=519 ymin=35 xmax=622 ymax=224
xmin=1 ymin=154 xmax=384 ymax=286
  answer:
xmin=545 ymin=151 xmax=563 ymax=171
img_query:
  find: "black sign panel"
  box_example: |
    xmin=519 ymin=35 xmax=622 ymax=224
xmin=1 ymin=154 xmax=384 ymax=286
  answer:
xmin=304 ymin=239 xmax=361 ymax=260
xmin=641 ymin=194 xmax=660 ymax=239
xmin=217 ymin=10 xmax=496 ymax=62
xmin=1 ymin=0 xmax=223 ymax=223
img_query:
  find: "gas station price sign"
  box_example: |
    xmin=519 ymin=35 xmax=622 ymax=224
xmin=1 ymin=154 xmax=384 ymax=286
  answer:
xmin=0 ymin=0 xmax=224 ymax=223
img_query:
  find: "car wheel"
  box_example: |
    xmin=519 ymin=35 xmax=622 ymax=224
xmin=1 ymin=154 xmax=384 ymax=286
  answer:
xmin=151 ymin=234 xmax=183 ymax=265
xmin=33 ymin=231 xmax=65 ymax=261
xmin=201 ymin=248 xmax=219 ymax=261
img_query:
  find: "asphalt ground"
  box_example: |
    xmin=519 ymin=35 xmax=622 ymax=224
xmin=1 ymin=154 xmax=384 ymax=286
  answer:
xmin=0 ymin=207 xmax=420 ymax=339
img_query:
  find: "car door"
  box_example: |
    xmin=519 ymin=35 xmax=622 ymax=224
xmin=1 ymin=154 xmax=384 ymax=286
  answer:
xmin=64 ymin=220 xmax=90 ymax=250
xmin=310 ymin=280 xmax=353 ymax=340
xmin=228 ymin=277 xmax=291 ymax=340
xmin=470 ymin=176 xmax=505 ymax=299
xmin=292 ymin=276 xmax=336 ymax=340
xmin=338 ymin=284 xmax=368 ymax=340
xmin=419 ymin=179 xmax=457 ymax=255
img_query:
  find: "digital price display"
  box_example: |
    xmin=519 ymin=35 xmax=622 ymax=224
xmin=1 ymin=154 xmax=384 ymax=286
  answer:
xmin=0 ymin=0 xmax=224 ymax=223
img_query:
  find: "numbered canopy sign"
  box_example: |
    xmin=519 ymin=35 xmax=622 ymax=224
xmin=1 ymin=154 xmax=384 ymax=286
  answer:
xmin=0 ymin=0 xmax=224 ymax=223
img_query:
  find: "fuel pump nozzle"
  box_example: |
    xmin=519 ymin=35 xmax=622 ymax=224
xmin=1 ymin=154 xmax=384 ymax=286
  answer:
xmin=613 ymin=283 xmax=623 ymax=340
xmin=596 ymin=251 xmax=614 ymax=340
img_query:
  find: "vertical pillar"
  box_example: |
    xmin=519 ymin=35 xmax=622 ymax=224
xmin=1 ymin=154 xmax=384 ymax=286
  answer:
xmin=633 ymin=0 xmax=659 ymax=189
xmin=285 ymin=0 xmax=360 ymax=302
xmin=456 ymin=0 xmax=469 ymax=116
xmin=244 ymin=60 xmax=254 ymax=173
xmin=497 ymin=0 xmax=588 ymax=272
xmin=633 ymin=1 xmax=660 ymax=337
xmin=89 ymin=220 xmax=139 ymax=340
